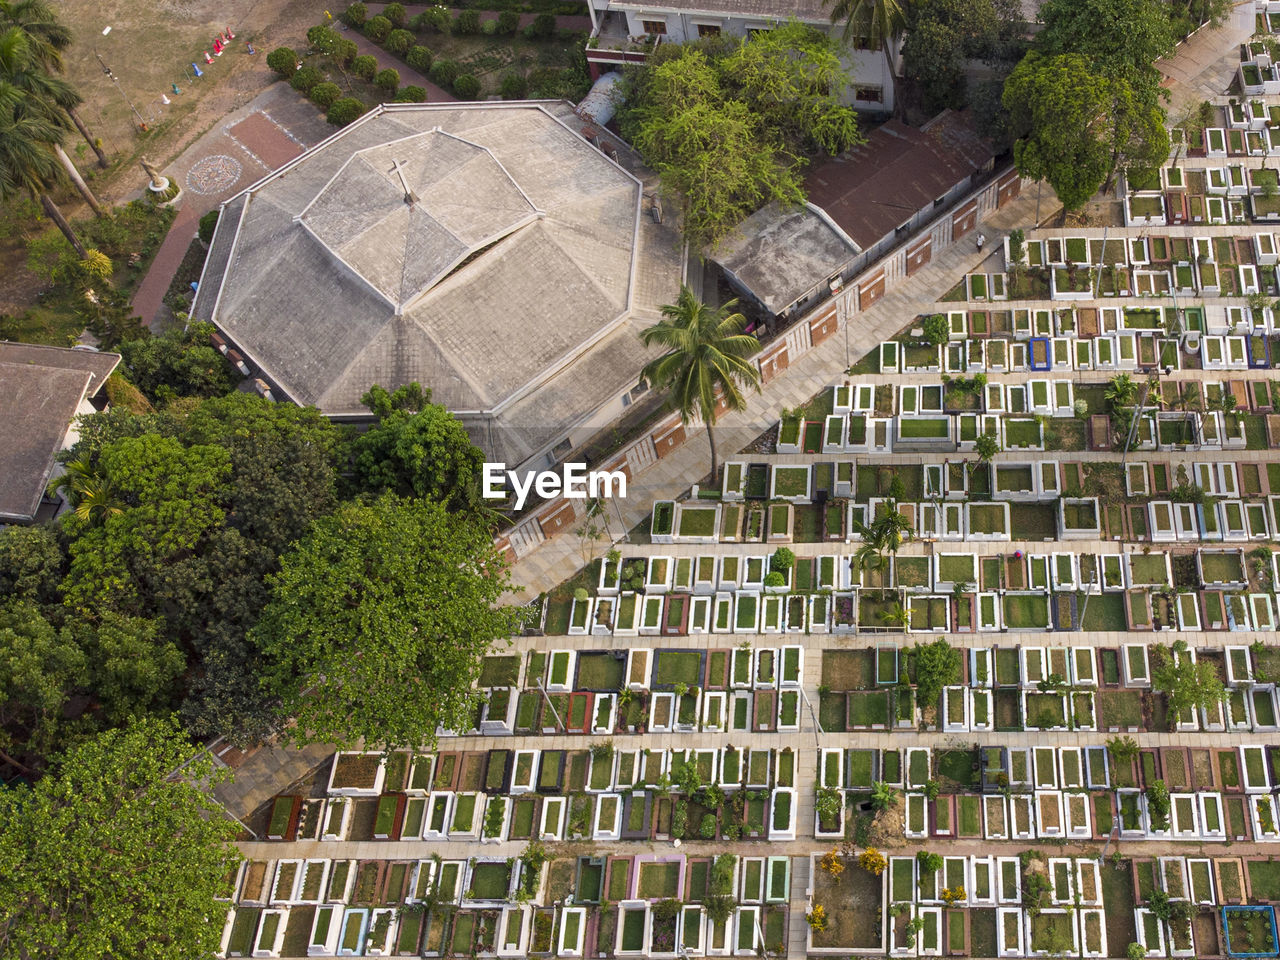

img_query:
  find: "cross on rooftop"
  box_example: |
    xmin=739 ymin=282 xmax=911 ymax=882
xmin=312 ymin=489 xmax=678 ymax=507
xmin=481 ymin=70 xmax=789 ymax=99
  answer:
xmin=389 ymin=158 xmax=417 ymax=206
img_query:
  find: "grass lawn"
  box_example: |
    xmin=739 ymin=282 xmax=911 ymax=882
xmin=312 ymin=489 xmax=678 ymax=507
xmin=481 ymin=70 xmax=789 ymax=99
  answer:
xmin=847 ymin=691 xmax=890 ymax=727
xmin=822 ymin=650 xmax=875 ymax=690
xmin=577 ymin=653 xmax=624 ymax=690
xmin=773 ymin=466 xmax=810 ymax=497
xmin=1003 ymin=594 xmax=1049 ymax=629
xmin=637 ymin=861 xmax=681 ymax=899
xmin=654 ymin=651 xmax=701 ymax=687
xmin=958 ymin=794 xmax=981 ymax=835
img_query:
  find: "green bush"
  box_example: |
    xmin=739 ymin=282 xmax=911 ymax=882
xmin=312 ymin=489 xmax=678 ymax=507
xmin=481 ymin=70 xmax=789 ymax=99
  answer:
xmin=527 ymin=66 xmax=564 ymax=97
xmin=266 ymin=46 xmax=297 ymax=77
xmin=499 ymin=71 xmax=528 ymax=99
xmin=411 ymin=7 xmax=450 ymax=32
xmin=395 ymin=85 xmax=428 ymax=102
xmin=351 ymin=54 xmax=377 ymax=79
xmin=429 ymin=59 xmax=459 ymax=88
xmin=530 ymin=13 xmax=556 ymax=38
xmin=198 ymin=209 xmax=220 ymax=244
xmin=326 ymin=97 xmax=366 ymax=126
xmin=310 ymin=81 xmax=342 ymax=108
xmin=306 ymin=24 xmax=341 ymax=51
xmin=342 ymin=1 xmax=367 ymax=26
xmin=333 ymin=37 xmax=358 ymax=66
xmin=452 ymin=73 xmax=480 ymax=99
xmin=289 ymin=65 xmax=323 ymax=93
xmin=386 ymin=28 xmax=414 ymax=54
xmin=453 ymin=9 xmax=481 ymax=34
xmin=699 ymin=814 xmax=717 ymax=839
xmin=375 ymin=68 xmax=400 ymax=94
xmin=481 ymin=18 xmax=497 ymax=35
xmin=406 ymin=45 xmax=433 ymax=72
xmin=496 ymin=10 xmax=520 ymax=34
xmin=364 ymin=14 xmax=392 ymax=42
xmin=383 ymin=2 xmax=407 ymax=27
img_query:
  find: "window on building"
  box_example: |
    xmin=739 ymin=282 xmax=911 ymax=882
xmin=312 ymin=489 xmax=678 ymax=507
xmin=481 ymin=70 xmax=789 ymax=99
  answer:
xmin=855 ymin=86 xmax=883 ymax=103
xmin=696 ymin=22 xmax=721 ymax=36
xmin=745 ymin=25 xmax=770 ymax=39
xmin=641 ymin=19 xmax=667 ymax=34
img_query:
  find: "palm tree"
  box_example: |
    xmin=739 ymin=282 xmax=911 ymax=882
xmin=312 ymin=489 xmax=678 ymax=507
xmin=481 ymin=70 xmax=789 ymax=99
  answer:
xmin=640 ymin=284 xmax=761 ymax=483
xmin=829 ymin=0 xmax=909 ymax=50
xmin=880 ymin=602 xmax=910 ymax=629
xmin=0 ymin=0 xmax=107 ymax=168
xmin=0 ymin=27 xmax=102 ymax=214
xmin=1105 ymin=373 xmax=1138 ymax=410
xmin=47 ymin=453 xmax=121 ymax=524
xmin=0 ymin=79 xmax=87 ymax=255
xmin=870 ymin=502 xmax=913 ymax=555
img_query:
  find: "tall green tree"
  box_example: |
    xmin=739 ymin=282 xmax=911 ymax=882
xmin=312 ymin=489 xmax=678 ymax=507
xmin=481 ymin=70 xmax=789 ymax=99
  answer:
xmin=639 ymin=285 xmax=761 ymax=483
xmin=349 ymin=382 xmax=485 ymax=513
xmin=1152 ymin=639 xmax=1227 ymax=720
xmin=116 ymin=321 xmax=238 ymax=403
xmin=253 ymin=495 xmax=522 ymax=750
xmin=902 ymin=0 xmax=1025 ymax=113
xmin=0 ymin=525 xmax=64 ymax=606
xmin=1002 ymin=53 xmax=1115 ymax=210
xmin=912 ymin=638 xmax=962 ymax=709
xmin=0 ymin=28 xmax=102 ymax=214
xmin=0 ymin=0 xmax=107 ymax=167
xmin=0 ymin=603 xmax=88 ymax=772
xmin=0 ymin=716 xmax=241 ymax=959
xmin=0 ymin=77 xmax=86 ymax=254
xmin=1036 ymin=0 xmax=1173 ymax=92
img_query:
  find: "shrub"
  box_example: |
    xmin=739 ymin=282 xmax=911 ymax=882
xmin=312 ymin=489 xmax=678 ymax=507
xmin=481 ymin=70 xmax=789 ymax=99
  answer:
xmin=527 ymin=66 xmax=564 ymax=97
xmin=375 ymin=68 xmax=400 ymax=95
xmin=351 ymin=54 xmax=377 ymax=79
xmin=395 ymin=85 xmax=428 ymax=102
xmin=364 ymin=14 xmax=392 ymax=42
xmin=383 ymin=2 xmax=407 ymax=27
xmin=333 ymin=38 xmax=358 ymax=66
xmin=763 ymin=571 xmax=785 ymax=587
xmin=453 ymin=9 xmax=481 ymax=34
xmin=266 ymin=46 xmax=297 ymax=77
xmin=858 ymin=847 xmax=887 ymax=876
xmin=289 ymin=65 xmax=323 ymax=93
xmin=406 ymin=45 xmax=433 ymax=72
xmin=496 ymin=10 xmax=520 ymax=34
xmin=310 ymin=81 xmax=342 ymax=108
xmin=699 ymin=813 xmax=716 ymax=839
xmin=770 ymin=547 xmax=795 ymax=572
xmin=386 ymin=28 xmax=414 ymax=54
xmin=452 ymin=73 xmax=480 ymax=99
xmin=481 ymin=18 xmax=497 ymax=35
xmin=411 ymin=7 xmax=450 ymax=32
xmin=198 ymin=209 xmax=220 ymax=244
xmin=326 ymin=97 xmax=366 ymax=126
xmin=499 ymin=71 xmax=528 ymax=99
xmin=819 ymin=849 xmax=845 ymax=877
xmin=922 ymin=313 xmax=950 ymax=346
xmin=530 ymin=13 xmax=556 ymax=38
xmin=342 ymin=1 xmax=367 ymax=26
xmin=429 ymin=59 xmax=460 ymax=88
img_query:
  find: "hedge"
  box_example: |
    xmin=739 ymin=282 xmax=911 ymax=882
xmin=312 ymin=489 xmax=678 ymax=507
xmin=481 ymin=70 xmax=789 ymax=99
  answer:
xmin=395 ymin=85 xmax=428 ymax=102
xmin=411 ymin=7 xmax=450 ymax=33
xmin=429 ymin=59 xmax=460 ymax=88
xmin=198 ymin=209 xmax=220 ymax=244
xmin=406 ymin=45 xmax=433 ymax=72
xmin=375 ymin=68 xmax=400 ymax=94
xmin=453 ymin=73 xmax=480 ymax=99
xmin=529 ymin=13 xmax=556 ymax=38
xmin=453 ymin=9 xmax=481 ymax=34
xmin=383 ymin=2 xmax=407 ymax=27
xmin=364 ymin=14 xmax=392 ymax=42
xmin=496 ymin=10 xmax=520 ymax=34
xmin=499 ymin=72 xmax=528 ymax=99
xmin=351 ymin=54 xmax=377 ymax=79
xmin=289 ymin=65 xmax=323 ymax=93
xmin=310 ymin=81 xmax=342 ymax=108
xmin=342 ymin=1 xmax=367 ymax=26
xmin=327 ymin=97 xmax=366 ymax=126
xmin=266 ymin=46 xmax=297 ymax=77
xmin=386 ymin=28 xmax=414 ymax=54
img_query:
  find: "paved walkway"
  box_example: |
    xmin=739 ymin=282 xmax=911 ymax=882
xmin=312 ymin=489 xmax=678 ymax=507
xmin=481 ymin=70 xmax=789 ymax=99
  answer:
xmin=130 ymin=83 xmax=334 ymax=327
xmin=340 ymin=23 xmax=457 ymax=104
xmin=1159 ymin=0 xmax=1256 ymax=121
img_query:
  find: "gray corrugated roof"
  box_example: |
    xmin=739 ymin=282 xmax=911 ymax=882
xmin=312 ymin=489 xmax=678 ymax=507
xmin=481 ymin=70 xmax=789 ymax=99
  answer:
xmin=610 ymin=0 xmax=831 ymax=22
xmin=0 ymin=344 xmax=120 ymax=523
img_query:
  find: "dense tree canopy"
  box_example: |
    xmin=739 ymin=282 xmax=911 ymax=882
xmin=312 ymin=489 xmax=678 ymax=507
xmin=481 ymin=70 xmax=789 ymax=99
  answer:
xmin=350 ymin=382 xmax=484 ymax=512
xmin=117 ymin=321 xmax=238 ymax=403
xmin=621 ymin=23 xmax=863 ymax=247
xmin=0 ymin=717 xmax=240 ymax=960
xmin=901 ymin=0 xmax=1025 ymax=114
xmin=254 ymin=495 xmax=522 ymax=750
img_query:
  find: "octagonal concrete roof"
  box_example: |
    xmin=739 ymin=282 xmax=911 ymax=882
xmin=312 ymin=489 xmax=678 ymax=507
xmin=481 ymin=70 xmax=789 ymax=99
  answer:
xmin=193 ymin=103 xmax=667 ymax=443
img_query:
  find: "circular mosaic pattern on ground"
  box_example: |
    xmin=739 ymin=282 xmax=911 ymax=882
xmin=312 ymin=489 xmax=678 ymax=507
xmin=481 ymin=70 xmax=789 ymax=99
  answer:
xmin=186 ymin=154 xmax=243 ymax=195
